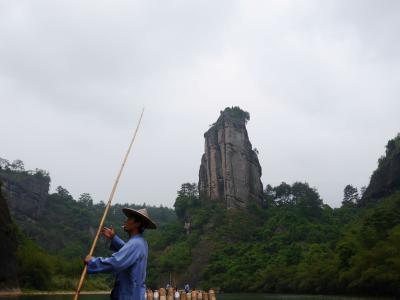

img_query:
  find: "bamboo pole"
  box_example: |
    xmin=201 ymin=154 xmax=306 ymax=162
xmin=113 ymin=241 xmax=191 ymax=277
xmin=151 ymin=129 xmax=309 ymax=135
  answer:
xmin=73 ymin=108 xmax=145 ymax=300
xmin=209 ymin=289 xmax=216 ymax=300
xmin=160 ymin=288 xmax=167 ymax=300
xmin=191 ymin=290 xmax=197 ymax=300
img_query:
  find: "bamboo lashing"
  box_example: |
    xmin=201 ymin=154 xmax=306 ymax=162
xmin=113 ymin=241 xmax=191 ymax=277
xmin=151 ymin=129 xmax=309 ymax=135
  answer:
xmin=73 ymin=108 xmax=145 ymax=300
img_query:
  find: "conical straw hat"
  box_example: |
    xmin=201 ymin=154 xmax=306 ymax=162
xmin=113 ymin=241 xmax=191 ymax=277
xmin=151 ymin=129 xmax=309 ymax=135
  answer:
xmin=122 ymin=208 xmax=157 ymax=229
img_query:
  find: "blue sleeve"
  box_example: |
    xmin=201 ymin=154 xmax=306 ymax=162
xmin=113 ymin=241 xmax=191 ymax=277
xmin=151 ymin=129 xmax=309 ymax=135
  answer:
xmin=87 ymin=240 xmax=142 ymax=274
xmin=110 ymin=235 xmax=125 ymax=252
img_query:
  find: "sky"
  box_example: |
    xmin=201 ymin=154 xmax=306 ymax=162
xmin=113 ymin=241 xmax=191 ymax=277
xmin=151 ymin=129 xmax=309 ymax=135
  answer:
xmin=1 ymin=0 xmax=399 ymax=208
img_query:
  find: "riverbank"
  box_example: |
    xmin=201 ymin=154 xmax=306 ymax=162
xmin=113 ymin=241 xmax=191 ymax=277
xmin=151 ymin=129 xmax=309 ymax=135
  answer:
xmin=0 ymin=291 xmax=110 ymax=297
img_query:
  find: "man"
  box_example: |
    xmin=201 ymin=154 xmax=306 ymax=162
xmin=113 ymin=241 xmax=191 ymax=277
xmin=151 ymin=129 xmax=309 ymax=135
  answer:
xmin=84 ymin=208 xmax=157 ymax=300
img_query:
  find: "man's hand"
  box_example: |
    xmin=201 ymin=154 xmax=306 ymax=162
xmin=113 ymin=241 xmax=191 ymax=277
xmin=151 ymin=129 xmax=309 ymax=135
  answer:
xmin=84 ymin=255 xmax=93 ymax=265
xmin=101 ymin=225 xmax=115 ymax=240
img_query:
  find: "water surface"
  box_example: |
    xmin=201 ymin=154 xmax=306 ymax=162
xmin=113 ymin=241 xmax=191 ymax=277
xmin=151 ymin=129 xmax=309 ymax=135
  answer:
xmin=0 ymin=294 xmax=393 ymax=300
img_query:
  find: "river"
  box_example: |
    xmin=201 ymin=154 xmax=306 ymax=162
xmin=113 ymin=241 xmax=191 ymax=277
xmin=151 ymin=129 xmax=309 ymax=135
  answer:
xmin=0 ymin=294 xmax=393 ymax=300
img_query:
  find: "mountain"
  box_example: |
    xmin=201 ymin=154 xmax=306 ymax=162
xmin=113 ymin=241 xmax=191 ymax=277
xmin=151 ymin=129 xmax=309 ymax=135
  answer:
xmin=199 ymin=107 xmax=263 ymax=208
xmin=151 ymin=118 xmax=400 ymax=296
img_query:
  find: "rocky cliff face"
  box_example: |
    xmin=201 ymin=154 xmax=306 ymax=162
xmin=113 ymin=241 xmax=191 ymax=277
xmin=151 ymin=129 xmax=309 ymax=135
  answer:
xmin=0 ymin=181 xmax=19 ymax=291
xmin=198 ymin=108 xmax=263 ymax=208
xmin=0 ymin=170 xmax=50 ymax=223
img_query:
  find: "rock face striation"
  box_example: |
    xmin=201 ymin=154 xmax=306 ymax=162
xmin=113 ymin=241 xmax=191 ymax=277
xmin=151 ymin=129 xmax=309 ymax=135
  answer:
xmin=0 ymin=181 xmax=19 ymax=291
xmin=198 ymin=107 xmax=263 ymax=208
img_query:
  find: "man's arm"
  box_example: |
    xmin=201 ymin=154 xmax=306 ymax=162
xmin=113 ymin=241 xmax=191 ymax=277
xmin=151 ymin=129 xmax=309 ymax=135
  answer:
xmin=110 ymin=235 xmax=125 ymax=252
xmin=101 ymin=226 xmax=124 ymax=251
xmin=86 ymin=240 xmax=142 ymax=274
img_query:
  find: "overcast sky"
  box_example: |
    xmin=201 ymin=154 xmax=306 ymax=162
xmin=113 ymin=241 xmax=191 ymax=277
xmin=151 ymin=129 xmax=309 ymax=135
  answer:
xmin=1 ymin=0 xmax=399 ymax=208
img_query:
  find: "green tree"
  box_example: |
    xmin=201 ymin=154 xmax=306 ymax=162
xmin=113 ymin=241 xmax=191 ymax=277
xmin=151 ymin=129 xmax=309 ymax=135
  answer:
xmin=10 ymin=159 xmax=25 ymax=171
xmin=292 ymin=182 xmax=323 ymax=219
xmin=56 ymin=186 xmax=73 ymax=200
xmin=221 ymin=106 xmax=250 ymax=123
xmin=34 ymin=168 xmax=50 ymax=179
xmin=0 ymin=157 xmax=10 ymax=169
xmin=273 ymin=182 xmax=292 ymax=205
xmin=173 ymin=183 xmax=199 ymax=220
xmin=78 ymin=193 xmax=93 ymax=207
xmin=342 ymin=185 xmax=359 ymax=207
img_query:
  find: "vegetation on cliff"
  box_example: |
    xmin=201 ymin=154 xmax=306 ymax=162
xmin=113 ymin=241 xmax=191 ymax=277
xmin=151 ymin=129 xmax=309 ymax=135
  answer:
xmin=220 ymin=106 xmax=250 ymax=123
xmin=362 ymin=133 xmax=400 ymax=202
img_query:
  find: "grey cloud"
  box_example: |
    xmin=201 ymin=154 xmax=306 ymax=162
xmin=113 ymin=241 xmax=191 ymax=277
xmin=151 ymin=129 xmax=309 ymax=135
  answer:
xmin=0 ymin=0 xmax=236 ymax=122
xmin=0 ymin=1 xmax=399 ymax=208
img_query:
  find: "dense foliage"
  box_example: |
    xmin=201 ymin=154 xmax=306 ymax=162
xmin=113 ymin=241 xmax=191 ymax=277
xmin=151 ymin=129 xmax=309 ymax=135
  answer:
xmin=11 ymin=187 xmax=177 ymax=291
xmin=29 ymin=186 xmax=176 ymax=258
xmin=16 ymin=231 xmax=111 ymax=291
xmin=10 ymin=177 xmax=400 ymax=295
xmin=362 ymin=133 xmax=400 ymax=203
xmin=2 ymin=133 xmax=400 ymax=296
xmin=0 ymin=163 xmax=176 ymax=291
xmin=149 ymin=182 xmax=399 ymax=296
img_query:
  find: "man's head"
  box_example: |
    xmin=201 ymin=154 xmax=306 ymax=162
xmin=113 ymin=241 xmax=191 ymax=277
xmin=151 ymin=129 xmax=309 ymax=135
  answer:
xmin=123 ymin=215 xmax=145 ymax=235
xmin=121 ymin=208 xmax=157 ymax=236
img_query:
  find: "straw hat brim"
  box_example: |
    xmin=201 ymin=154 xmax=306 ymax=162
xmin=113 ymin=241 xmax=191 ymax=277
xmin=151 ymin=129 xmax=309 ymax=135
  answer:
xmin=122 ymin=208 xmax=157 ymax=229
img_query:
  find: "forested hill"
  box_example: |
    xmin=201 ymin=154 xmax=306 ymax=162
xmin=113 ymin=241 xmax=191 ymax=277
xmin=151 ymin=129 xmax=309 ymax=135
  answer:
xmin=1 ymin=133 xmax=399 ymax=296
xmin=0 ymin=162 xmax=176 ymax=257
xmin=0 ymin=159 xmax=176 ymax=290
xmin=147 ymin=133 xmax=400 ymax=296
xmin=362 ymin=133 xmax=400 ymax=202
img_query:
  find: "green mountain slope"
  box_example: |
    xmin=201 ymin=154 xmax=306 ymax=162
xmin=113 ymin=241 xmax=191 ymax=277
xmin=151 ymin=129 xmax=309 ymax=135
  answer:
xmin=1 ymin=132 xmax=399 ymax=296
xmin=0 ymin=162 xmax=176 ymax=291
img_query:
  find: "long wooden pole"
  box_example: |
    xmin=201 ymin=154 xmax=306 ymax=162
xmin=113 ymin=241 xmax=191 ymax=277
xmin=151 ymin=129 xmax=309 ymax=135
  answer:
xmin=73 ymin=108 xmax=144 ymax=300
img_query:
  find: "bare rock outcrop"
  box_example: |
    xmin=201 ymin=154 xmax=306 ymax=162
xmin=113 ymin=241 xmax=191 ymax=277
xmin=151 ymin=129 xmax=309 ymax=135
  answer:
xmin=198 ymin=107 xmax=263 ymax=208
xmin=0 ymin=170 xmax=50 ymax=230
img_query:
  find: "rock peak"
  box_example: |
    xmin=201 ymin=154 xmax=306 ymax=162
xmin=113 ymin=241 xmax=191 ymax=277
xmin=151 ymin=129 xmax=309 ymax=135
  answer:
xmin=199 ymin=107 xmax=263 ymax=209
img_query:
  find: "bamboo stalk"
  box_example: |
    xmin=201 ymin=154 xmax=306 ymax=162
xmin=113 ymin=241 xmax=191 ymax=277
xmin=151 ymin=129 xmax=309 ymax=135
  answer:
xmin=73 ymin=108 xmax=145 ymax=300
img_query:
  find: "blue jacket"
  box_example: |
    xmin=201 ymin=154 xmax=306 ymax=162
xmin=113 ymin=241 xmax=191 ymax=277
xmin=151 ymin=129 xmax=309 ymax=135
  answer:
xmin=87 ymin=234 xmax=148 ymax=300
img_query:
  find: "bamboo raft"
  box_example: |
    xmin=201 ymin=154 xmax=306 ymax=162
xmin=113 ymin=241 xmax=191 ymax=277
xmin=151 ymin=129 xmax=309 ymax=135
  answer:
xmin=146 ymin=288 xmax=216 ymax=300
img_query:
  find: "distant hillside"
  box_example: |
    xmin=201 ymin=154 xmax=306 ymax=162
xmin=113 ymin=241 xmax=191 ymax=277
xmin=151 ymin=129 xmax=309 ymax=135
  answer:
xmin=362 ymin=133 xmax=400 ymax=203
xmin=0 ymin=163 xmax=176 ymax=258
xmin=0 ymin=159 xmax=176 ymax=291
xmin=150 ymin=186 xmax=399 ymax=296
